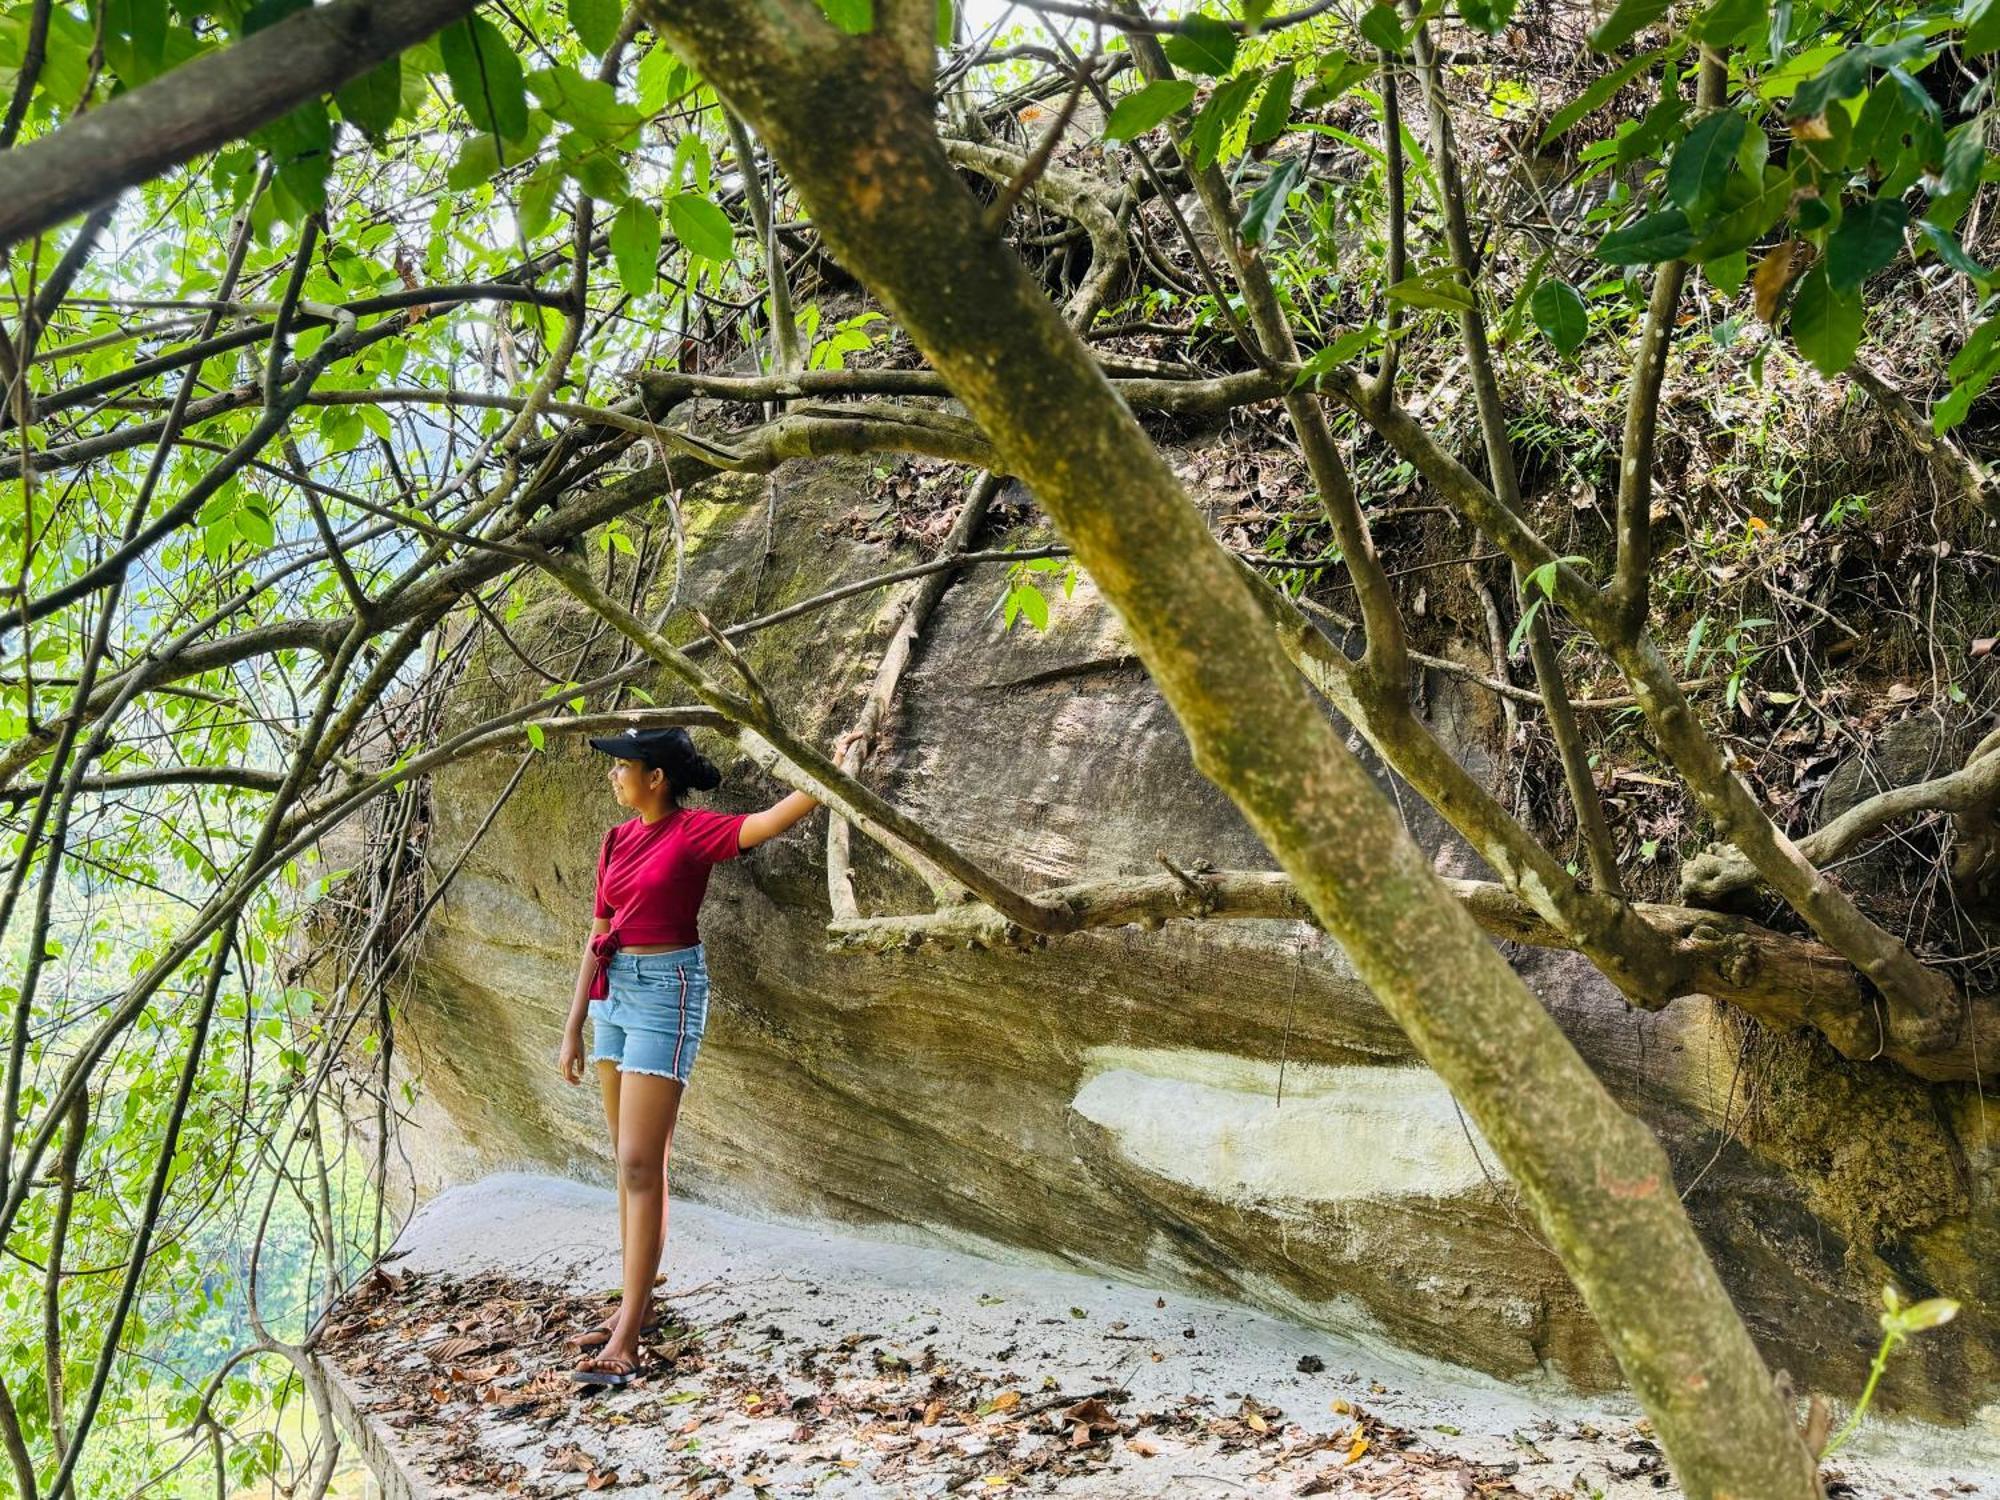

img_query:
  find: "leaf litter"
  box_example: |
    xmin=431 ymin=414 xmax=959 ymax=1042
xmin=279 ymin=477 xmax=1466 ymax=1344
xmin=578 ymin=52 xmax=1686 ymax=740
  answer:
xmin=321 ymin=1263 xmax=1669 ymax=1498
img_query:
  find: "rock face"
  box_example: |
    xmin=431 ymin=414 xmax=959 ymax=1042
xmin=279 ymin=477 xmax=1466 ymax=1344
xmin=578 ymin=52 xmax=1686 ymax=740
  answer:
xmin=397 ymin=456 xmax=1997 ymax=1424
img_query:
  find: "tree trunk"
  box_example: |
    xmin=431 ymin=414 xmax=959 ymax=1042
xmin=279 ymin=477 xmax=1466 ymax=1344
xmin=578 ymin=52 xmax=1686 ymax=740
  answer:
xmin=641 ymin=7 xmax=1821 ymax=1497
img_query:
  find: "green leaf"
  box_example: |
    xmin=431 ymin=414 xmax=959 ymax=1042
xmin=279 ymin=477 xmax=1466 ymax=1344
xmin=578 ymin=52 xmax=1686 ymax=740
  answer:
xmin=1689 ymin=167 xmax=1795 ymax=259
xmin=1103 ymin=80 xmax=1198 ymax=142
xmin=1705 ymin=248 xmax=1750 ymax=295
xmin=611 ymin=199 xmax=661 ymax=295
xmin=1358 ymin=3 xmax=1405 ymax=51
xmin=1163 ymin=14 xmax=1238 ymax=76
xmin=667 ymin=192 xmax=734 ymax=261
xmin=528 ymin=65 xmax=643 ymax=141
xmin=571 ymin=0 xmax=622 ymax=55
xmin=1894 ymin=1297 xmax=1960 ymax=1331
xmin=441 ymin=16 xmax=529 ymax=142
xmin=1693 ymin=0 xmax=1764 ymax=45
xmin=1540 ymin=49 xmax=1663 ymax=146
xmin=519 ymin=161 xmax=563 ymax=240
xmin=1458 ymin=0 xmax=1519 ymax=33
xmin=251 ymin=102 xmax=332 ymax=214
xmin=1301 ymin=54 xmax=1376 ymax=110
xmin=334 ymin=57 xmax=402 ymax=142
xmin=1506 ymin=596 xmax=1544 ymax=656
xmin=1187 ymin=71 xmax=1261 ymax=167
xmin=1291 ymin=325 xmax=1383 ymax=388
xmin=1015 ymin=583 xmax=1049 ymax=631
xmin=1240 ymin=157 xmax=1305 ymax=245
xmin=820 ymin=0 xmax=873 ymax=33
xmin=1789 ymin=264 xmax=1862 ymax=374
xmin=1966 ymin=0 xmax=2000 ymax=55
xmin=446 ymin=134 xmax=504 ymax=191
xmin=1595 ymin=207 xmax=1693 ymax=263
xmin=1529 ymin=279 xmax=1589 ymax=354
xmin=234 ymin=501 xmax=275 ymax=550
xmin=637 ymin=45 xmax=686 ymax=114
xmin=1917 ymin=219 xmax=1991 ymax=281
xmin=1386 ymin=269 xmax=1476 ymax=312
xmin=1667 ymin=110 xmax=1747 ymax=215
xmin=1249 ymin=62 xmax=1297 ymax=146
xmin=526 ymin=721 xmax=546 ymax=751
xmin=1926 ymin=116 xmax=1986 ymax=230
xmin=1825 ymin=197 xmax=1907 ymax=291
xmin=557 ymin=130 xmax=630 ymax=200
xmin=1787 ymin=38 xmax=1923 ymax=125
xmin=1588 ymin=0 xmax=1674 ymax=52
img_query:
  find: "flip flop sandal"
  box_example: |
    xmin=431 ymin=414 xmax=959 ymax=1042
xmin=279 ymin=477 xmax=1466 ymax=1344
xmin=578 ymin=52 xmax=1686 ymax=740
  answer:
xmin=569 ymin=1354 xmax=639 ymax=1388
xmin=567 ymin=1320 xmax=661 ymax=1351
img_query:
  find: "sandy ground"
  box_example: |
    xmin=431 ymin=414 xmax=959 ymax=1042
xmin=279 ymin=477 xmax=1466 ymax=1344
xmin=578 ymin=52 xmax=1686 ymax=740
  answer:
xmin=318 ymin=1173 xmax=1994 ymax=1499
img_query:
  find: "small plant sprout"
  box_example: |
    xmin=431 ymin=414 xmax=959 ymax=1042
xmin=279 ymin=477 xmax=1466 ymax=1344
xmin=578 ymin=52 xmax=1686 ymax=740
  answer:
xmin=1821 ymin=1285 xmax=1960 ymax=1458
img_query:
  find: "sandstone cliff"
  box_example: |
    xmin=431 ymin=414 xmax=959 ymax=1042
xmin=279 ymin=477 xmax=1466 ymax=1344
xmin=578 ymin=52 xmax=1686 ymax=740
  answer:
xmin=392 ymin=453 xmax=1997 ymax=1425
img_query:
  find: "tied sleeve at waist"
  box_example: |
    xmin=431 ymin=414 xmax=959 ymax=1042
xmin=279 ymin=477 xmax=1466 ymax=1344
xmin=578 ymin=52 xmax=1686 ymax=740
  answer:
xmin=588 ymin=929 xmax=621 ymax=1000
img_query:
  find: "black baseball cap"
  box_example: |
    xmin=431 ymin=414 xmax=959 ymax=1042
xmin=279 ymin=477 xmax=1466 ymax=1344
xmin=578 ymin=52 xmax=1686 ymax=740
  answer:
xmin=586 ymin=725 xmax=721 ymax=790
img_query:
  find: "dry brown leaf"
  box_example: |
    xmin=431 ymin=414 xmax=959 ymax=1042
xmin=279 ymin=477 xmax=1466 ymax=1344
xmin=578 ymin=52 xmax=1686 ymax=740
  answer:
xmin=1753 ymin=241 xmax=1812 ymax=323
xmin=584 ymin=1468 xmax=619 ymax=1491
xmin=989 ymin=1389 xmax=1021 ymax=1413
xmin=1126 ymin=1436 xmax=1160 ymax=1457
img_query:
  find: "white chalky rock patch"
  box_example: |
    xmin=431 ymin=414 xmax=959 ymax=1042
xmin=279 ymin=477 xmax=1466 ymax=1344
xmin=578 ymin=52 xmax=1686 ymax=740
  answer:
xmin=1070 ymin=1047 xmax=1501 ymax=1204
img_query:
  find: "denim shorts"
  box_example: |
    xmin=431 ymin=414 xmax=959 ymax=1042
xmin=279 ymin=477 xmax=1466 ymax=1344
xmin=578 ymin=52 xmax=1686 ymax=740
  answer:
xmin=589 ymin=946 xmax=710 ymax=1084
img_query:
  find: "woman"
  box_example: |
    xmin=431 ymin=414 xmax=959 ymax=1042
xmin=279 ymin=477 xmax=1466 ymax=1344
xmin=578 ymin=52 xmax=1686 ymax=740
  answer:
xmin=555 ymin=724 xmax=831 ymax=1385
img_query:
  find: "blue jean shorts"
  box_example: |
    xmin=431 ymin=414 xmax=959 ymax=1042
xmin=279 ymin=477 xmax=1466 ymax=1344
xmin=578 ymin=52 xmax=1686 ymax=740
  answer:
xmin=589 ymin=946 xmax=710 ymax=1084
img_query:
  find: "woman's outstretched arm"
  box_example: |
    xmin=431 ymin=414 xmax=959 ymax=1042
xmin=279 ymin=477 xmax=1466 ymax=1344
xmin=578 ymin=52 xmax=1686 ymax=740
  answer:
xmin=738 ymin=790 xmax=820 ymax=851
xmin=737 ymin=731 xmax=863 ymax=850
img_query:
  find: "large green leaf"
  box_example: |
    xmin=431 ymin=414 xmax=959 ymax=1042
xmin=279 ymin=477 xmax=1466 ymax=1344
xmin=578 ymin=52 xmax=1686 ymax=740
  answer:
xmin=441 ymin=16 xmax=529 ymax=142
xmin=1386 ymin=269 xmax=1476 ymax=312
xmin=1595 ymin=207 xmax=1694 ymax=263
xmin=1358 ymin=3 xmax=1405 ymax=50
xmin=611 ymin=200 xmax=661 ymax=296
xmin=1540 ymin=48 xmax=1664 ymax=146
xmin=1163 ymin=14 xmax=1238 ymax=76
xmin=1588 ymin=0 xmax=1675 ymax=52
xmin=1826 ymin=198 xmax=1907 ymax=291
xmin=571 ymin=0 xmax=622 ymax=55
xmin=1789 ymin=264 xmax=1863 ymax=374
xmin=1667 ymin=110 xmax=1747 ymax=215
xmin=1965 ymin=0 xmax=2000 ymax=55
xmin=1249 ymin=63 xmax=1297 ymax=146
xmin=1187 ymin=71 xmax=1261 ymax=167
xmin=1693 ymin=0 xmax=1765 ymax=46
xmin=1689 ymin=167 xmax=1795 ymax=260
xmin=1104 ymin=80 xmax=1198 ymax=142
xmin=334 ymin=57 xmax=402 ymax=143
xmin=1240 ymin=157 xmax=1305 ymax=245
xmin=528 ymin=65 xmax=643 ymax=142
xmin=667 ymin=192 xmax=735 ymax=261
xmin=1529 ymin=279 xmax=1590 ymax=354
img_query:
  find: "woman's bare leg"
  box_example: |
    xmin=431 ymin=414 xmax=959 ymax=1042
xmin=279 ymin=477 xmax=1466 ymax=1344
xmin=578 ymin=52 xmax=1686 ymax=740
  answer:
xmin=582 ymin=1071 xmax=684 ymax=1372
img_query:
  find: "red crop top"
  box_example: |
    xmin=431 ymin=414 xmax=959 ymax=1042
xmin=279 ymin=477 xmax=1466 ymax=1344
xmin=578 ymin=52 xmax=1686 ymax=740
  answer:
xmin=588 ymin=808 xmax=749 ymax=997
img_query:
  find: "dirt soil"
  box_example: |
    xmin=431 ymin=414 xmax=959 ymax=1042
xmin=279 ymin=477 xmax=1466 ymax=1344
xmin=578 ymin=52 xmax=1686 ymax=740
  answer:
xmin=316 ymin=1175 xmax=1992 ymax=1499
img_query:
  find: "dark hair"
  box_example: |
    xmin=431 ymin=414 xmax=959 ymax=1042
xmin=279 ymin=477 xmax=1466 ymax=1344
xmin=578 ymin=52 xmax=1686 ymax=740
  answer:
xmin=654 ymin=728 xmax=721 ymax=797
